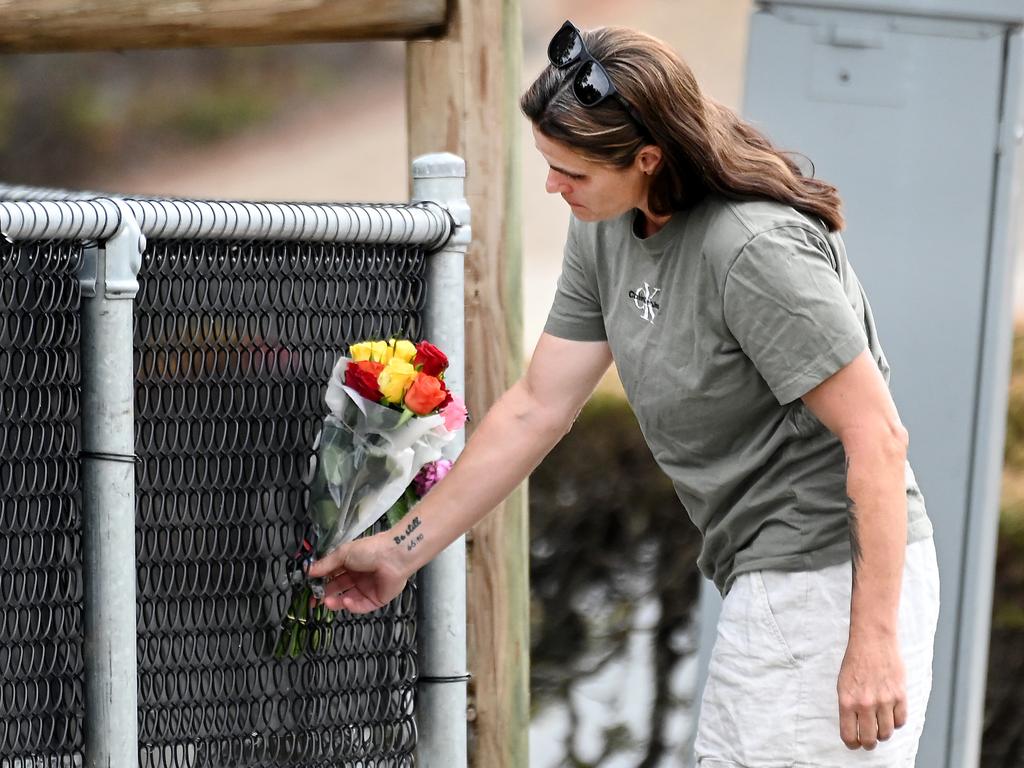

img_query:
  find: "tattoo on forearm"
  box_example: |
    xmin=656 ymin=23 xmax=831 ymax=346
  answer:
xmin=845 ymin=458 xmax=863 ymax=582
xmin=393 ymin=516 xmax=424 ymax=552
xmin=847 ymin=502 xmax=863 ymax=582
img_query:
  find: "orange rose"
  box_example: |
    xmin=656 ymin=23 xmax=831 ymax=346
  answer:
xmin=404 ymin=374 xmax=447 ymax=415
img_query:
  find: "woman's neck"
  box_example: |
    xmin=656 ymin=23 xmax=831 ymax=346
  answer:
xmin=636 ymin=206 xmax=672 ymax=239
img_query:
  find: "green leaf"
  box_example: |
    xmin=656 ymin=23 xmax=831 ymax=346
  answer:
xmin=384 ymin=485 xmax=419 ymax=527
xmin=385 ymin=496 xmax=408 ymax=527
xmin=310 ymin=499 xmax=341 ymax=535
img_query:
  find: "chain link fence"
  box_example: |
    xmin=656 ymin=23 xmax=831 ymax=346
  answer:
xmin=0 ymin=183 xmax=462 ymax=767
xmin=0 ymin=240 xmax=86 ymax=766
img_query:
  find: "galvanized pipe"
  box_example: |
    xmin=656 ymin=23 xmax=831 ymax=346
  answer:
xmin=411 ymin=153 xmax=470 ymax=768
xmin=0 ymin=181 xmax=100 ymax=201
xmin=78 ymin=201 xmax=145 ymax=768
xmin=0 ymin=197 xmax=453 ymax=246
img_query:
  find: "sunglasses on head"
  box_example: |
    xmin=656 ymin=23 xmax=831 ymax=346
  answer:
xmin=547 ymin=20 xmax=650 ymax=138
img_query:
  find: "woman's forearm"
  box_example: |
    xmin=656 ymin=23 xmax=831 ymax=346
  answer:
xmin=844 ymin=424 xmax=909 ymax=639
xmin=388 ymin=378 xmax=570 ymax=578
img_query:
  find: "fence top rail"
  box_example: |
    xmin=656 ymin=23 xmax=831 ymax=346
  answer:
xmin=0 ymin=196 xmax=454 ymax=249
xmin=0 ymin=183 xmax=100 ymax=201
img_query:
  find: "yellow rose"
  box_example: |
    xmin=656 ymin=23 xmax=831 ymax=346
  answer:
xmin=370 ymin=340 xmax=393 ymax=364
xmin=391 ymin=339 xmax=418 ymax=364
xmin=349 ymin=342 xmax=373 ymax=362
xmin=377 ymin=359 xmax=417 ymax=403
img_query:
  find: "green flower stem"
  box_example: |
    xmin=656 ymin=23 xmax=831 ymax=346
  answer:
xmin=275 ymin=583 xmax=336 ymax=660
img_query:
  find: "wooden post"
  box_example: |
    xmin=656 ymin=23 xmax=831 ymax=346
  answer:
xmin=407 ymin=0 xmax=527 ymax=765
xmin=0 ymin=0 xmax=446 ymax=52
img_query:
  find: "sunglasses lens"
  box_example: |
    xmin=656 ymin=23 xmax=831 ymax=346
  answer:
xmin=573 ymin=60 xmax=611 ymax=106
xmin=548 ymin=22 xmax=583 ymax=68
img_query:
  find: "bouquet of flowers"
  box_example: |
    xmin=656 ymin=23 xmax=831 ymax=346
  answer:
xmin=275 ymin=338 xmax=468 ymax=659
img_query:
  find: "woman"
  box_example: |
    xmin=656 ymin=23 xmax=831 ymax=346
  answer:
xmin=310 ymin=21 xmax=940 ymax=766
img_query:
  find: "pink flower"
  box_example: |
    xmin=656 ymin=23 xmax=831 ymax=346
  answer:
xmin=414 ymin=459 xmax=453 ymax=497
xmin=441 ymin=396 xmax=468 ymax=431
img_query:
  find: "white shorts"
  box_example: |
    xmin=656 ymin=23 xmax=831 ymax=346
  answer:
xmin=695 ymin=537 xmax=940 ymax=768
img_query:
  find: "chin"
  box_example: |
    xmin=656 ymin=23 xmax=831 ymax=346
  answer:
xmin=568 ymin=206 xmax=603 ymax=222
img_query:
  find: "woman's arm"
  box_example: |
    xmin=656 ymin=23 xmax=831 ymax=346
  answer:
xmin=801 ymin=349 xmax=910 ymax=752
xmin=308 ymin=332 xmax=613 ymax=612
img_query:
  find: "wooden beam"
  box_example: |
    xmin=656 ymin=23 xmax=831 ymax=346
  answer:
xmin=0 ymin=0 xmax=447 ymax=52
xmin=407 ymin=0 xmax=527 ymax=765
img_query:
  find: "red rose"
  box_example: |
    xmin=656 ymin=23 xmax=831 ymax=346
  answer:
xmin=438 ymin=377 xmax=453 ymax=408
xmin=345 ymin=360 xmax=385 ymax=401
xmin=404 ymin=374 xmax=447 ymax=415
xmin=414 ymin=341 xmax=448 ymax=377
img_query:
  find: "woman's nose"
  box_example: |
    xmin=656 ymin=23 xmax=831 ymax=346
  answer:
xmin=545 ymin=170 xmax=569 ymax=195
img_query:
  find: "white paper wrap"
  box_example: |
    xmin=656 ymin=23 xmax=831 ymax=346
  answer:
xmin=310 ymin=356 xmax=455 ymax=557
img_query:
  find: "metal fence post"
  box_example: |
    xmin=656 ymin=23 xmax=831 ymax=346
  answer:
xmin=78 ymin=199 xmax=144 ymax=768
xmin=411 ymin=153 xmax=471 ymax=768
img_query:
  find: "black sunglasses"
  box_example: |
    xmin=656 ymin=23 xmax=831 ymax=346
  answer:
xmin=547 ymin=20 xmax=650 ymax=137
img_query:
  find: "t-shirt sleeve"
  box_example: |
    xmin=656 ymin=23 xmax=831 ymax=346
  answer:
xmin=723 ymin=225 xmax=868 ymax=404
xmin=543 ymin=219 xmax=607 ymax=342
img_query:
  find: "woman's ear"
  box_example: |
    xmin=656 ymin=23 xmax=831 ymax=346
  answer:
xmin=637 ymin=145 xmax=663 ymax=176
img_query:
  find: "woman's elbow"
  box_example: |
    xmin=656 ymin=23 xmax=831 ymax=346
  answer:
xmin=505 ymin=378 xmax=578 ymax=440
xmin=843 ymin=417 xmax=909 ymax=464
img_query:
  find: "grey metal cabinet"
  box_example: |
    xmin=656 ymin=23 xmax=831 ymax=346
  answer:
xmin=692 ymin=3 xmax=1023 ymax=767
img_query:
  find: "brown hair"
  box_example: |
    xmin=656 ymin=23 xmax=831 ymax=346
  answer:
xmin=520 ymin=25 xmax=844 ymax=231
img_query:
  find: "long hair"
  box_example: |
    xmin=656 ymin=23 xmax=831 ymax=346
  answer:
xmin=520 ymin=25 xmax=845 ymax=231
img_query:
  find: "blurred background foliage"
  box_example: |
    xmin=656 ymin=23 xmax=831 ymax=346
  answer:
xmin=528 ymin=393 xmax=702 ymax=765
xmin=983 ymin=332 xmax=1024 ymax=767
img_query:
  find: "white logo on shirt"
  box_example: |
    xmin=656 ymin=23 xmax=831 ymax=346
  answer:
xmin=628 ymin=282 xmax=661 ymax=324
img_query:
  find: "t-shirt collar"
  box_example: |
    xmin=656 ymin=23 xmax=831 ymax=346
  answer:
xmin=630 ymin=208 xmax=688 ymax=253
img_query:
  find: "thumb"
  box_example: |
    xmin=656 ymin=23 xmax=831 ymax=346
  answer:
xmin=307 ymin=540 xmax=352 ymax=578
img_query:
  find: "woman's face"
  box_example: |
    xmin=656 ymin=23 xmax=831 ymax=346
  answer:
xmin=532 ymin=125 xmax=655 ymax=222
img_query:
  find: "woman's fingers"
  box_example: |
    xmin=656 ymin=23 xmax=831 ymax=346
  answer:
xmin=839 ymin=702 xmax=859 ymax=749
xmin=322 ymin=581 xmax=382 ymax=613
xmin=307 ymin=543 xmax=350 ymax=578
xmin=893 ymin=697 xmax=908 ymax=730
xmin=322 ymin=591 xmax=350 ymax=611
xmin=323 ymin=570 xmax=356 ymax=595
xmin=876 ymin=703 xmax=897 ymax=743
xmin=856 ymin=708 xmax=879 ymax=750
xmin=340 ymin=590 xmax=385 ymax=614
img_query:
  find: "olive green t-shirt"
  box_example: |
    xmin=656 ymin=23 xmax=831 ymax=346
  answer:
xmin=544 ymin=196 xmax=933 ymax=596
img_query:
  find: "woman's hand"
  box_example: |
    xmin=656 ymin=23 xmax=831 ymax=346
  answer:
xmin=837 ymin=632 xmax=907 ymax=749
xmin=308 ymin=532 xmax=410 ymax=614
